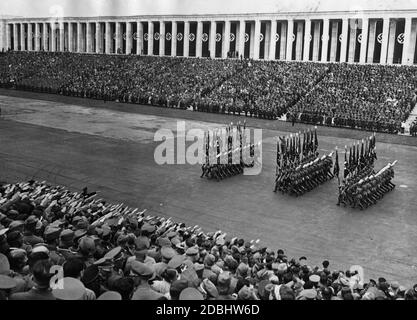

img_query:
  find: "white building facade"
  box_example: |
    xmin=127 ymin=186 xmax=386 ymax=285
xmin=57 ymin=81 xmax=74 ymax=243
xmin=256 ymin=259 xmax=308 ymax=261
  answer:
xmin=1 ymin=9 xmax=417 ymax=65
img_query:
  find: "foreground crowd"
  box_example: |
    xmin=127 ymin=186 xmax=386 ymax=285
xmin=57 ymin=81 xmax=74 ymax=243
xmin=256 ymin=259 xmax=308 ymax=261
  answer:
xmin=1 ymin=180 xmax=415 ymax=300
xmin=1 ymin=51 xmax=416 ymax=134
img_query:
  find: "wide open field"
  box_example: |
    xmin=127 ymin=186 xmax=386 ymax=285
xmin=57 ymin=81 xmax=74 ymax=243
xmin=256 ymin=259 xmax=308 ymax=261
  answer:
xmin=1 ymin=90 xmax=416 ymax=286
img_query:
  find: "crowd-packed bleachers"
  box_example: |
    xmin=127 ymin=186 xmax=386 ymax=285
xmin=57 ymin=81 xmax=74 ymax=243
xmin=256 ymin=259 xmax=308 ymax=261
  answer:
xmin=287 ymin=63 xmax=417 ymax=134
xmin=0 ymin=51 xmax=416 ymax=134
xmin=0 ymin=181 xmax=415 ymax=300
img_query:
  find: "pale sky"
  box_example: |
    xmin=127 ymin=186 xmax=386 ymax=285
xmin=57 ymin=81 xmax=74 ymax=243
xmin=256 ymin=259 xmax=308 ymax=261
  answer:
xmin=1 ymin=0 xmax=417 ymax=18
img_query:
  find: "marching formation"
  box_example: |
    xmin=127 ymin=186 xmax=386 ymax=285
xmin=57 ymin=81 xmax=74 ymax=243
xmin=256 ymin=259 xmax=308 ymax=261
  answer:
xmin=201 ymin=122 xmax=256 ymax=181
xmin=335 ymin=134 xmax=397 ymax=209
xmin=273 ymin=127 xmax=334 ymax=196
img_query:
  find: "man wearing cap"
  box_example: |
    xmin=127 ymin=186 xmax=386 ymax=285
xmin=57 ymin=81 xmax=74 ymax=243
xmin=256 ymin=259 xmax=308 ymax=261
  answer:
xmin=44 ymin=227 xmax=65 ymax=265
xmin=216 ymin=272 xmax=236 ymax=300
xmin=23 ymin=216 xmax=43 ymax=247
xmin=52 ymin=277 xmax=88 ymax=300
xmin=131 ymin=261 xmax=166 ymax=300
xmin=57 ymin=229 xmax=79 ymax=260
xmin=9 ymin=259 xmax=56 ymax=300
xmin=185 ymin=246 xmax=199 ymax=263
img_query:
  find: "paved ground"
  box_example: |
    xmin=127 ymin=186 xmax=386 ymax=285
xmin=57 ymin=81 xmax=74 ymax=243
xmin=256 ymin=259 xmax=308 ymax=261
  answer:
xmin=1 ymin=90 xmax=417 ymax=286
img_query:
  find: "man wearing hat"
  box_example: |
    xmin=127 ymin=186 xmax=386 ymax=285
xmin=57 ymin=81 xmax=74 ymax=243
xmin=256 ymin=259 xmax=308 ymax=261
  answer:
xmin=216 ymin=272 xmax=236 ymax=300
xmin=0 ymin=274 xmax=18 ymax=299
xmin=185 ymin=246 xmax=199 ymax=263
xmin=152 ymin=246 xmax=176 ymax=278
xmin=23 ymin=216 xmax=43 ymax=247
xmin=52 ymin=277 xmax=88 ymax=300
xmin=57 ymin=229 xmax=79 ymax=261
xmin=179 ymin=287 xmax=204 ymax=300
xmin=9 ymin=259 xmax=56 ymax=300
xmin=44 ymin=227 xmax=65 ymax=265
xmin=131 ymin=261 xmax=166 ymax=300
xmin=169 ymin=279 xmax=189 ymax=300
xmin=77 ymin=236 xmax=96 ymax=267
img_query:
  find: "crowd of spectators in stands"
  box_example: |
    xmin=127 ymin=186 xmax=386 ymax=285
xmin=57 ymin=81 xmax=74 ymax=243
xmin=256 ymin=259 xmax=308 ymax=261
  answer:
xmin=0 ymin=180 xmax=416 ymax=300
xmin=1 ymin=51 xmax=416 ymax=135
xmin=287 ymin=63 xmax=417 ymax=134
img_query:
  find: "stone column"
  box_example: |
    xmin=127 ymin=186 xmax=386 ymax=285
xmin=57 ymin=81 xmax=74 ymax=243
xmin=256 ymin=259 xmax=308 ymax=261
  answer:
xmin=6 ymin=24 xmax=11 ymax=50
xmin=59 ymin=22 xmax=64 ymax=51
xmin=264 ymin=21 xmax=271 ymax=60
xmin=329 ymin=21 xmax=338 ymax=62
xmin=249 ymin=22 xmax=255 ymax=58
xmin=348 ymin=23 xmax=357 ymax=63
xmin=126 ymin=22 xmax=132 ymax=54
xmin=360 ymin=18 xmax=369 ymax=63
xmin=209 ymin=20 xmax=216 ymax=58
xmin=171 ymin=21 xmax=177 ymax=56
xmin=312 ymin=21 xmax=320 ymax=61
xmin=27 ymin=23 xmax=33 ymax=51
xmin=294 ymin=21 xmax=303 ymax=60
xmin=280 ymin=21 xmax=287 ymax=60
xmin=96 ymin=22 xmax=101 ymax=53
xmin=303 ymin=19 xmax=311 ymax=61
xmin=43 ymin=23 xmax=48 ymax=51
xmin=159 ymin=21 xmax=165 ymax=56
xmin=51 ymin=23 xmax=57 ymax=52
xmin=68 ymin=23 xmax=73 ymax=52
xmin=13 ymin=23 xmax=18 ymax=50
xmin=286 ymin=19 xmax=294 ymax=61
xmin=115 ymin=22 xmax=121 ymax=53
xmin=408 ymin=19 xmax=417 ymax=65
xmin=380 ymin=18 xmax=390 ymax=64
xmin=238 ymin=20 xmax=245 ymax=58
xmin=105 ymin=22 xmax=111 ymax=54
xmin=269 ymin=20 xmax=277 ymax=60
xmin=35 ymin=23 xmax=40 ymax=51
xmin=321 ymin=18 xmax=329 ymax=62
xmin=77 ymin=22 xmax=83 ymax=53
xmin=148 ymin=21 xmax=154 ymax=56
xmin=253 ymin=19 xmax=261 ymax=59
xmin=339 ymin=18 xmax=349 ymax=62
xmin=20 ymin=23 xmax=26 ymax=51
xmin=183 ymin=21 xmax=190 ymax=57
xmin=402 ymin=17 xmax=413 ymax=65
xmin=86 ymin=22 xmax=92 ymax=53
xmin=367 ymin=20 xmax=376 ymax=63
xmin=222 ymin=20 xmax=231 ymax=59
xmin=386 ymin=19 xmax=396 ymax=64
xmin=196 ymin=21 xmax=203 ymax=57
xmin=137 ymin=22 xmax=144 ymax=55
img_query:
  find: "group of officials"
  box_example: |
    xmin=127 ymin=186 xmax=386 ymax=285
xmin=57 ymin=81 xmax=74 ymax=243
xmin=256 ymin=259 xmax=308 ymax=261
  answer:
xmin=336 ymin=134 xmax=397 ymax=209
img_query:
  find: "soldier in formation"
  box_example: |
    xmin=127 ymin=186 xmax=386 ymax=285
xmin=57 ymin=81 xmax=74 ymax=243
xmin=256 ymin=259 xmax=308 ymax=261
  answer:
xmin=201 ymin=122 xmax=255 ymax=181
xmin=275 ymin=153 xmax=334 ymax=196
xmin=274 ymin=127 xmax=333 ymax=195
xmin=337 ymin=162 xmax=396 ymax=210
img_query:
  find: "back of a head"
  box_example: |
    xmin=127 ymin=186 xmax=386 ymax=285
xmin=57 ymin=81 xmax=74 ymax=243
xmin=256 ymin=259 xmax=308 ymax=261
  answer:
xmin=63 ymin=258 xmax=85 ymax=279
xmin=33 ymin=259 xmax=53 ymax=288
xmin=112 ymin=277 xmax=134 ymax=300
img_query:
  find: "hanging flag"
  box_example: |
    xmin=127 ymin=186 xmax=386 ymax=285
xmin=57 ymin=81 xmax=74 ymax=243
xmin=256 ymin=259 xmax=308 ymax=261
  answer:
xmin=360 ymin=139 xmax=364 ymax=164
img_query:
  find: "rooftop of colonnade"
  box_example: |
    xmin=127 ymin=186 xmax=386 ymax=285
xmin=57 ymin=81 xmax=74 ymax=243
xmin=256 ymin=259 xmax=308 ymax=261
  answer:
xmin=3 ymin=9 xmax=417 ymax=24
